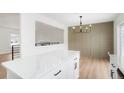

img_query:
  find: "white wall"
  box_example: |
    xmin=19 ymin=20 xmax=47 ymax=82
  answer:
xmin=0 ymin=14 xmax=20 ymax=29
xmin=114 ymin=14 xmax=124 ymax=55
xmin=0 ymin=14 xmax=20 ymax=54
xmin=35 ymin=21 xmax=64 ymax=43
xmin=0 ymin=27 xmax=19 ymax=54
xmin=20 ymin=14 xmax=68 ymax=57
xmin=114 ymin=14 xmax=124 ymax=67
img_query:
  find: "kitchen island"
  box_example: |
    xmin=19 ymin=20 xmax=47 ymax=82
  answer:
xmin=2 ymin=50 xmax=80 ymax=79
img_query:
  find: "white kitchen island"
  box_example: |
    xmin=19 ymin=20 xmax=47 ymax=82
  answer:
xmin=2 ymin=50 xmax=80 ymax=79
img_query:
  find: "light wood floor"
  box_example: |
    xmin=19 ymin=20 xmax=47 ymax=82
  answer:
xmin=79 ymin=57 xmax=110 ymax=79
xmin=0 ymin=53 xmax=12 ymax=79
xmin=0 ymin=54 xmax=111 ymax=79
xmin=0 ymin=53 xmax=12 ymax=63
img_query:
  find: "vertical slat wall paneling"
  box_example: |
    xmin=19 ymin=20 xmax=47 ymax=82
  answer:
xmin=68 ymin=22 xmax=113 ymax=60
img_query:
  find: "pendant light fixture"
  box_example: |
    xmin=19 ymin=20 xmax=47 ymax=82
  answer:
xmin=72 ymin=16 xmax=92 ymax=33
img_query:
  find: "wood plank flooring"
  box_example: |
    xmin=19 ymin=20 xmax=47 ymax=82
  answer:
xmin=0 ymin=53 xmax=12 ymax=79
xmin=0 ymin=53 xmax=12 ymax=63
xmin=79 ymin=57 xmax=110 ymax=79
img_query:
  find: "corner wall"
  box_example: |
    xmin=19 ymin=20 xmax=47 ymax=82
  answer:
xmin=114 ymin=14 xmax=124 ymax=67
xmin=114 ymin=14 xmax=124 ymax=56
xmin=20 ymin=14 xmax=68 ymax=57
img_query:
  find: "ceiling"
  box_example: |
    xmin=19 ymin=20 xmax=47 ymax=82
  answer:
xmin=41 ymin=13 xmax=118 ymax=26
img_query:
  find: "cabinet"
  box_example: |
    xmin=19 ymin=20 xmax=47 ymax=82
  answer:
xmin=42 ymin=55 xmax=80 ymax=79
xmin=109 ymin=54 xmax=118 ymax=79
xmin=61 ymin=54 xmax=80 ymax=79
xmin=42 ymin=66 xmax=64 ymax=79
xmin=2 ymin=50 xmax=80 ymax=79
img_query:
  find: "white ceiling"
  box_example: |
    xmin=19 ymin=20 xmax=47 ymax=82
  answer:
xmin=41 ymin=13 xmax=118 ymax=26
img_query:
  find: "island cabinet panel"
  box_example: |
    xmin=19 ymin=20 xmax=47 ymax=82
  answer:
xmin=2 ymin=50 xmax=80 ymax=79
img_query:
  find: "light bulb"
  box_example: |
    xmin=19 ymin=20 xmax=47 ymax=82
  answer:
xmin=72 ymin=26 xmax=76 ymax=29
xmin=85 ymin=26 xmax=88 ymax=29
xmin=89 ymin=24 xmax=92 ymax=27
xmin=80 ymin=25 xmax=82 ymax=29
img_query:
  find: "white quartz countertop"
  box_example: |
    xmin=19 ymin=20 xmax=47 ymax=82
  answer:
xmin=2 ymin=50 xmax=80 ymax=79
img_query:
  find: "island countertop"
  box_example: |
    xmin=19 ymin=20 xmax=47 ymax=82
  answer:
xmin=2 ymin=50 xmax=80 ymax=79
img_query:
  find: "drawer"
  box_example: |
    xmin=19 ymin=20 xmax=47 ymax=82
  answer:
xmin=42 ymin=67 xmax=64 ymax=79
xmin=73 ymin=54 xmax=80 ymax=61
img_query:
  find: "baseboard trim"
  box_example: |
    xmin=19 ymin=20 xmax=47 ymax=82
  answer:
xmin=0 ymin=52 xmax=11 ymax=55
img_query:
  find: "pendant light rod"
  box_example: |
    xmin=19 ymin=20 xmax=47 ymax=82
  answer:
xmin=80 ymin=16 xmax=82 ymax=25
xmin=80 ymin=16 xmax=82 ymax=32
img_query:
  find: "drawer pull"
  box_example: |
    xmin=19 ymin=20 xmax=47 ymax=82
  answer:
xmin=74 ymin=62 xmax=77 ymax=70
xmin=54 ymin=70 xmax=61 ymax=76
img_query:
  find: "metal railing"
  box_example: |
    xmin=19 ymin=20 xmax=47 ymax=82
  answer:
xmin=12 ymin=45 xmax=20 ymax=60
